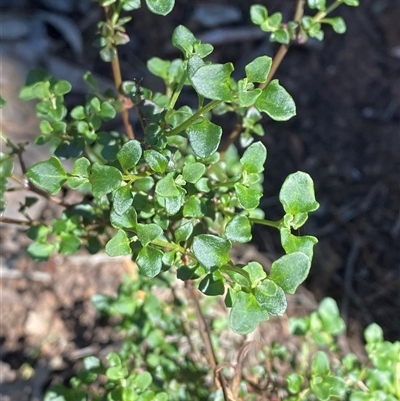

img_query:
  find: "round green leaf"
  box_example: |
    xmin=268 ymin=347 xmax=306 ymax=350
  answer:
xmin=364 ymin=323 xmax=384 ymax=344
xmin=245 ymin=56 xmax=272 ymax=83
xmin=117 ymin=140 xmax=142 ymax=170
xmin=192 ymin=234 xmax=231 ymax=271
xmin=330 ymin=16 xmax=347 ymax=34
xmin=175 ymin=221 xmax=193 ymax=243
xmin=240 ymin=141 xmax=267 ymax=173
xmin=145 ymin=0 xmax=174 ymax=15
xmin=230 ymin=291 xmax=269 ymax=334
xmin=269 ymin=252 xmax=311 ymax=294
xmin=144 ymin=149 xmax=168 ymax=173
xmin=254 ymin=279 xmax=287 ymax=315
xmin=155 ymin=173 xmax=180 ymax=197
xmin=113 ymin=185 xmax=133 ymax=215
xmin=311 ymin=351 xmax=330 ymax=376
xmin=137 ymin=223 xmax=163 ymax=247
xmin=182 ymin=162 xmax=206 ymax=183
xmin=172 ymin=25 xmax=197 ymax=54
xmin=191 ymin=63 xmax=234 ymax=101
xmin=318 ymin=298 xmax=346 ymax=335
xmin=234 ymin=183 xmax=262 ymax=210
xmin=286 ymin=373 xmax=304 ymax=394
xmin=135 ymin=371 xmax=153 ymax=392
xmin=250 ymin=4 xmax=268 ymax=25
xmin=199 ymin=274 xmax=225 ymax=296
xmin=27 ymin=157 xmax=67 ymax=195
xmin=243 ymin=261 xmax=267 ymax=286
xmin=187 ymin=118 xmax=222 ymax=158
xmin=255 ymin=79 xmax=296 ymax=121
xmin=183 ymin=195 xmax=206 ymax=218
xmin=225 ymin=215 xmax=252 ymax=243
xmin=105 ymin=230 xmax=131 ymax=256
xmin=59 ymin=233 xmax=81 ymax=254
xmin=90 ymin=163 xmax=123 ymax=198
xmin=136 ymin=246 xmax=164 ymax=277
xmin=53 ymin=80 xmax=72 ymax=96
xmin=279 ymin=171 xmax=319 ymax=215
xmin=110 ymin=207 xmax=137 ymax=229
xmin=147 ymin=57 xmax=171 ymax=80
xmin=27 ymin=241 xmax=55 ymax=261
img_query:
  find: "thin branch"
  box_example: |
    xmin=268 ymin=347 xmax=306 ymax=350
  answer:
xmin=104 ymin=7 xmax=135 ymax=140
xmin=188 ymin=283 xmax=230 ymax=401
xmin=0 ymin=217 xmax=38 ymax=226
xmin=219 ymin=119 xmax=243 ymax=158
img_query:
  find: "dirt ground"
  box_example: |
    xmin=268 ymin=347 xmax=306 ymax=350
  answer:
xmin=0 ymin=0 xmax=399 ymax=399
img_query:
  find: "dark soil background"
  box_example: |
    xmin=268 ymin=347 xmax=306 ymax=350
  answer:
xmin=1 ymin=0 xmax=399 ymax=399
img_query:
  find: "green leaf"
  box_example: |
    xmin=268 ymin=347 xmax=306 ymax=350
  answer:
xmin=136 ymin=246 xmax=164 ymax=277
xmin=271 ymin=28 xmax=290 ymax=44
xmin=364 ymin=323 xmax=383 ymax=344
xmin=255 ymin=279 xmax=287 ymax=315
xmin=117 ymin=140 xmax=142 ymax=170
xmin=279 ymin=171 xmax=319 ymax=215
xmin=255 ymin=79 xmax=296 ymax=121
xmin=105 ymin=230 xmax=131 ymax=256
xmin=234 ymin=183 xmax=262 ymax=210
xmin=183 ymin=195 xmax=206 ymax=218
xmin=243 ymin=261 xmax=267 ymax=286
xmin=121 ymin=0 xmax=141 ymax=11
xmin=318 ymin=298 xmax=346 ymax=335
xmin=250 ymin=4 xmax=268 ymax=25
xmin=230 ymin=291 xmax=269 ymax=334
xmin=147 ymin=57 xmax=171 ymax=80
xmin=311 ymin=351 xmax=330 ymax=376
xmin=100 ymin=102 xmax=116 ymax=120
xmin=175 ymin=221 xmax=193 ymax=243
xmin=192 ymin=234 xmax=231 ymax=271
xmin=238 ymin=81 xmax=262 ymax=107
xmin=144 ymin=149 xmax=168 ymax=173
xmin=191 ymin=63 xmax=234 ymax=101
xmin=27 ymin=241 xmax=55 ymax=261
xmin=308 ymin=0 xmax=326 ymax=10
xmin=280 ymin=227 xmax=318 ymax=259
xmin=135 ymin=371 xmax=152 ymax=392
xmin=0 ymin=153 xmax=13 ymax=177
xmin=113 ymin=185 xmax=132 ymax=215
xmin=286 ymin=373 xmax=304 ymax=394
xmin=110 ymin=207 xmax=137 ymax=229
xmin=187 ymin=118 xmax=222 ymax=158
xmin=182 ymin=162 xmax=206 ymax=183
xmin=0 ymin=96 xmax=5 ymax=108
xmin=53 ymin=80 xmax=72 ymax=96
xmin=59 ymin=233 xmax=81 ymax=254
xmin=155 ymin=173 xmax=180 ymax=197
xmin=225 ymin=215 xmax=252 ymax=243
xmin=269 ymin=252 xmax=311 ymax=294
xmin=172 ymin=25 xmax=197 ymax=55
xmin=342 ymin=0 xmax=359 ymax=5
xmin=199 ymin=274 xmax=225 ymax=296
xmin=133 ymin=176 xmax=154 ymax=192
xmin=27 ymin=157 xmax=67 ymax=195
xmin=245 ymin=56 xmax=272 ymax=83
xmin=90 ymin=163 xmax=123 ymax=198
xmin=329 ymin=16 xmax=347 ymax=34
xmin=240 ymin=142 xmax=267 ymax=173
xmin=137 ymin=223 xmax=163 ymax=247
xmin=145 ymin=0 xmax=174 ymax=15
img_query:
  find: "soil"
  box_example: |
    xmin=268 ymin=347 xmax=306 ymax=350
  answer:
xmin=0 ymin=0 xmax=399 ymax=399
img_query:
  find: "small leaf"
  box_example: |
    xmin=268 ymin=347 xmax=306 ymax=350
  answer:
xmin=192 ymin=234 xmax=231 ymax=271
xmin=59 ymin=233 xmax=81 ymax=254
xmin=136 ymin=246 xmax=164 ymax=277
xmin=0 ymin=96 xmax=5 ymax=108
xmin=187 ymin=118 xmax=222 ymax=158
xmin=145 ymin=0 xmax=174 ymax=15
xmin=182 ymin=162 xmax=206 ymax=183
xmin=117 ymin=140 xmax=142 ymax=170
xmin=90 ymin=163 xmax=123 ymax=198
xmin=155 ymin=173 xmax=180 ymax=197
xmin=254 ymin=279 xmax=287 ymax=315
xmin=240 ymin=142 xmax=267 ymax=173
xmin=27 ymin=241 xmax=55 ymax=261
xmin=225 ymin=215 xmax=252 ymax=243
xmin=279 ymin=171 xmax=319 ymax=215
xmin=364 ymin=323 xmax=383 ymax=344
xmin=255 ymin=79 xmax=296 ymax=121
xmin=318 ymin=298 xmax=346 ymax=335
xmin=135 ymin=371 xmax=152 ymax=392
xmin=53 ymin=80 xmax=72 ymax=96
xmin=311 ymin=351 xmax=330 ymax=376
xmin=27 ymin=157 xmax=67 ymax=195
xmin=105 ymin=230 xmax=131 ymax=256
xmin=250 ymin=4 xmax=268 ymax=25
xmin=234 ymin=183 xmax=262 ymax=210
xmin=330 ymin=16 xmax=347 ymax=34
xmin=183 ymin=195 xmax=206 ymax=218
xmin=144 ymin=149 xmax=168 ymax=173
xmin=137 ymin=223 xmax=163 ymax=247
xmin=199 ymin=274 xmax=225 ymax=296
xmin=280 ymin=227 xmax=318 ymax=259
xmin=245 ymin=56 xmax=272 ymax=83
xmin=172 ymin=25 xmax=197 ymax=54
xmin=147 ymin=57 xmax=171 ymax=79
xmin=269 ymin=252 xmax=311 ymax=294
xmin=286 ymin=373 xmax=304 ymax=394
xmin=191 ymin=63 xmax=234 ymax=101
xmin=175 ymin=222 xmax=193 ymax=243
xmin=271 ymin=28 xmax=290 ymax=44
xmin=113 ymin=185 xmax=132 ymax=215
xmin=230 ymin=291 xmax=269 ymax=334
xmin=343 ymin=0 xmax=359 ymax=5
xmin=110 ymin=207 xmax=137 ymax=229
xmin=100 ymin=102 xmax=116 ymax=120
xmin=243 ymin=261 xmax=267 ymax=286
xmin=308 ymin=0 xmax=326 ymax=10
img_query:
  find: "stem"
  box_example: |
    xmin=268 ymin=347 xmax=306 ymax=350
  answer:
xmin=104 ymin=6 xmax=135 ymax=140
xmin=250 ymin=217 xmax=283 ymax=229
xmin=220 ymin=264 xmax=251 ymax=283
xmin=151 ymin=238 xmax=186 ymax=254
xmin=313 ymin=0 xmax=344 ymax=21
xmin=259 ymin=0 xmax=306 ymax=89
xmin=166 ymin=99 xmax=221 ymax=137
xmin=219 ymin=118 xmax=243 ymax=159
xmin=168 ymin=71 xmax=188 ymax=110
xmin=0 ymin=217 xmax=38 ymax=226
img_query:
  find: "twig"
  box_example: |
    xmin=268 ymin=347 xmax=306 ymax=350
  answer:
xmin=0 ymin=217 xmax=37 ymax=226
xmin=104 ymin=6 xmax=135 ymax=140
xmin=188 ymin=282 xmax=230 ymax=400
